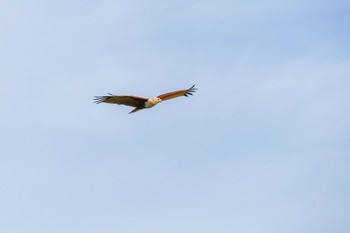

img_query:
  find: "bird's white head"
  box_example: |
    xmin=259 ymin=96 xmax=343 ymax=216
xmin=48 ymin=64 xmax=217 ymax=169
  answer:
xmin=150 ymin=97 xmax=162 ymax=103
xmin=145 ymin=97 xmax=163 ymax=108
xmin=153 ymin=97 xmax=163 ymax=104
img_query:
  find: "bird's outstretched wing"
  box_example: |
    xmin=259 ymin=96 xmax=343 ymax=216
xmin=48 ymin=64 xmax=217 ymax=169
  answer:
xmin=94 ymin=94 xmax=147 ymax=107
xmin=157 ymin=84 xmax=197 ymax=101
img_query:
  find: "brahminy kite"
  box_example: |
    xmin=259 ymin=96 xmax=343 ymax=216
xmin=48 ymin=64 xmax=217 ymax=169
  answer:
xmin=94 ymin=84 xmax=197 ymax=113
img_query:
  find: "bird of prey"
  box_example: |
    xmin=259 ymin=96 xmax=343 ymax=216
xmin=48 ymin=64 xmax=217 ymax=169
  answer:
xmin=94 ymin=84 xmax=197 ymax=114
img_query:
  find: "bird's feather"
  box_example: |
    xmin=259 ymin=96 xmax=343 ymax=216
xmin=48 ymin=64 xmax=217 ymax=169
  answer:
xmin=94 ymin=95 xmax=147 ymax=107
xmin=157 ymin=84 xmax=197 ymax=101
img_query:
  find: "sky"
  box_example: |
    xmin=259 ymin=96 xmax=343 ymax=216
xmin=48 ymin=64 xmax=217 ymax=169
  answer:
xmin=1 ymin=0 xmax=350 ymax=232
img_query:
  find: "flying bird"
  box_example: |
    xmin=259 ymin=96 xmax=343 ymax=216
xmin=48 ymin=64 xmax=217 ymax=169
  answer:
xmin=94 ymin=84 xmax=197 ymax=114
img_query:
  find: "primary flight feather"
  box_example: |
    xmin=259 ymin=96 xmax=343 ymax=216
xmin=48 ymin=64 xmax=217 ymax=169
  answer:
xmin=94 ymin=84 xmax=197 ymax=114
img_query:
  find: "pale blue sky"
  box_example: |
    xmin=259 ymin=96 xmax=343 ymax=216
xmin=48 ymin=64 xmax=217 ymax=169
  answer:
xmin=1 ymin=0 xmax=350 ymax=232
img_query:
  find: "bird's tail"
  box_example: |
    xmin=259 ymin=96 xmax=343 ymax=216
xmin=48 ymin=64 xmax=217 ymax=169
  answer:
xmin=129 ymin=108 xmax=141 ymax=114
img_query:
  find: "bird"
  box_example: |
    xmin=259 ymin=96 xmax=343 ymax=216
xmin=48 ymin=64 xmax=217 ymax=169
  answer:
xmin=94 ymin=84 xmax=197 ymax=114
